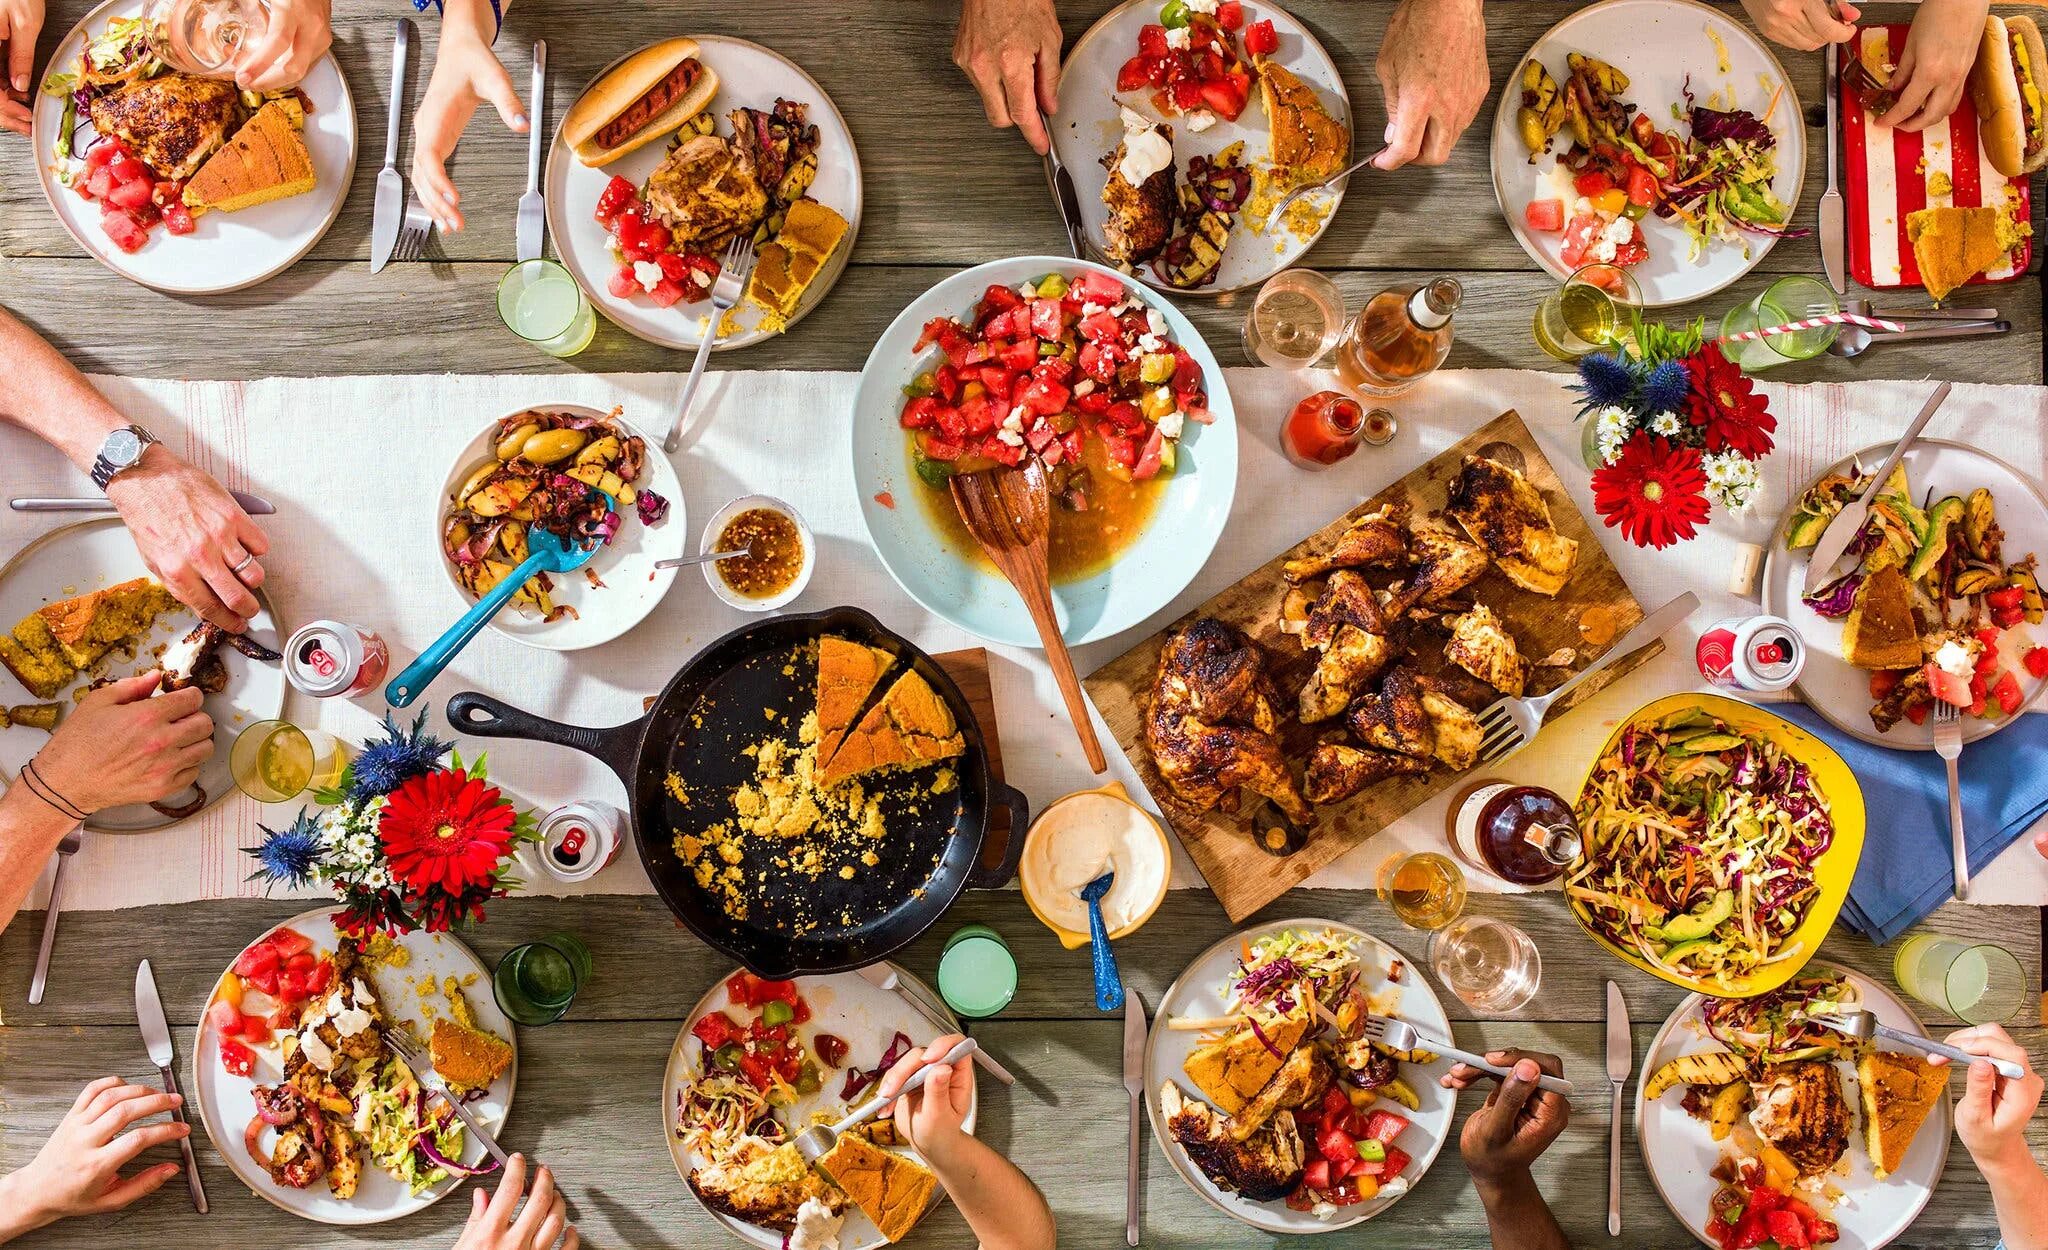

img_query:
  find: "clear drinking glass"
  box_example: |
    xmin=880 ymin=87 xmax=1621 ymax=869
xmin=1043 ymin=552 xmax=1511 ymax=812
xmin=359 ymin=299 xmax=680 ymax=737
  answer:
xmin=937 ymin=924 xmax=1017 ymax=1019
xmin=498 ymin=260 xmax=597 ymax=358
xmin=229 ymin=719 xmax=344 ymax=802
xmin=1533 ymin=262 xmax=1639 ymax=362
xmin=1892 ymin=932 xmax=2026 ymax=1024
xmin=1428 ymin=916 xmax=1541 ymax=1012
xmin=1241 ymin=269 xmax=1346 ymax=369
xmin=1376 ymin=851 xmax=1467 ymax=931
xmin=493 ymin=933 xmax=594 ymax=1026
xmin=1719 ymin=275 xmax=1838 ymax=371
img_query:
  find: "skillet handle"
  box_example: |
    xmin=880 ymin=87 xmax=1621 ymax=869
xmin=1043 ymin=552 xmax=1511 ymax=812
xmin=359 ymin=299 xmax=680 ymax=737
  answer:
xmin=966 ymin=783 xmax=1030 ymax=890
xmin=445 ymin=691 xmax=641 ymax=783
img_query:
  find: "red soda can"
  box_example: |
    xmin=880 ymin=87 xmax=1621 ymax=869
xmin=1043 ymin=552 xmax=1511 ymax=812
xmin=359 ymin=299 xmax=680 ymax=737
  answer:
xmin=1697 ymin=614 xmax=1804 ymax=693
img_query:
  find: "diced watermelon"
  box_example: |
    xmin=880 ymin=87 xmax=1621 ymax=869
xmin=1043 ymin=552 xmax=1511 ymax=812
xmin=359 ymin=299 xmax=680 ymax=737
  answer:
xmin=1869 ymin=668 xmax=1902 ymax=699
xmin=1244 ymin=18 xmax=1278 ymax=57
xmin=1317 ymin=1124 xmax=1359 ymax=1166
xmin=1073 ymin=270 xmax=1125 ymax=306
xmin=980 ymin=283 xmax=1024 ymax=313
xmin=206 ymin=998 xmax=241 ymax=1037
xmin=1029 ymin=297 xmax=1068 ymax=340
xmin=647 ymin=277 xmax=687 ymax=308
xmin=1116 ymin=54 xmax=1152 ymax=92
xmin=1302 ymin=1158 xmax=1332 ymax=1191
xmin=1922 ymin=663 xmax=1972 ymax=708
xmin=608 ymin=265 xmax=640 ymax=299
xmin=1000 ymin=340 xmax=1040 ymax=372
xmin=1362 ymin=1110 xmax=1408 ymax=1145
xmin=106 ymin=175 xmax=154 ymax=210
xmin=2024 ymin=645 xmax=2048 ymax=678
xmin=901 ymin=396 xmax=942 ymax=429
xmin=1524 ymin=197 xmax=1565 ymax=232
xmin=1990 ymin=670 xmax=2023 ymax=716
xmin=1381 ymin=1145 xmax=1411 ymax=1178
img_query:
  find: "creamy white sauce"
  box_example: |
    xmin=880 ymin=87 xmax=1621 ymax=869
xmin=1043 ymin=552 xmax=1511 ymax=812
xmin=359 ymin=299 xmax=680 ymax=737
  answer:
xmin=1022 ymin=792 xmax=1167 ymax=935
xmin=787 ymin=1198 xmax=844 ymax=1250
xmin=1116 ymin=107 xmax=1175 ymax=188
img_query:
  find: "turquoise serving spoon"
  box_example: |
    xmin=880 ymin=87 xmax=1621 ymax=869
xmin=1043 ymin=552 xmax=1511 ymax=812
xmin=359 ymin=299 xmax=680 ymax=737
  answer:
xmin=1080 ymin=870 xmax=1123 ymax=1012
xmin=387 ymin=499 xmax=612 ymax=707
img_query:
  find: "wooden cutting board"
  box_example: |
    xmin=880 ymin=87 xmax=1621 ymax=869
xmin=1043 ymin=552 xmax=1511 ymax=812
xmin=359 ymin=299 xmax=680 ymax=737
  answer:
xmin=1083 ymin=410 xmax=1659 ymax=922
xmin=934 ymin=647 xmax=1013 ymax=849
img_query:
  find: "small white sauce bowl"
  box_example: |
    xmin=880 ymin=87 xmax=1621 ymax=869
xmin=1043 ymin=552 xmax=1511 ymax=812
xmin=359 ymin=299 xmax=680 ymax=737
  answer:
xmin=700 ymin=494 xmax=814 ymax=613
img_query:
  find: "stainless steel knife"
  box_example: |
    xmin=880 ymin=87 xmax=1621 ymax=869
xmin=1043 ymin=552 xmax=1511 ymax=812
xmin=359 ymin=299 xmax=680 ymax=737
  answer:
xmin=1604 ymin=979 xmax=1630 ymax=1239
xmin=516 ymin=40 xmax=547 ymax=262
xmin=1123 ymin=987 xmax=1147 ymax=1247
xmin=370 ymin=19 xmax=415 ymax=273
xmin=135 ymin=959 xmax=208 ymax=1214
xmin=1801 ymin=381 xmax=1952 ymax=596
xmin=1044 ymin=150 xmax=1090 ymax=261
xmin=13 ymin=489 xmax=276 ymax=515
xmin=1819 ymin=40 xmax=1846 ymax=294
xmin=852 ymin=964 xmax=1016 ymax=1085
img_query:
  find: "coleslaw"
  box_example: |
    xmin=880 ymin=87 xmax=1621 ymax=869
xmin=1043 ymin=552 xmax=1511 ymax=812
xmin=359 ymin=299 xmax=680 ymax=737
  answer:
xmin=1701 ymin=970 xmax=1858 ymax=1064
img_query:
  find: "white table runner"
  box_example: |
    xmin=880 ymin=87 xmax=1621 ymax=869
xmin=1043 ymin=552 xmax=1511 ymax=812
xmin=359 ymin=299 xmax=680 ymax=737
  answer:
xmin=4 ymin=367 xmax=2044 ymax=913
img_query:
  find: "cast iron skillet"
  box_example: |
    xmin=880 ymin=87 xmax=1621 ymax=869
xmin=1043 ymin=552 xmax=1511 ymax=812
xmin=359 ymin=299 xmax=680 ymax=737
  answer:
xmin=446 ymin=606 xmax=1028 ymax=978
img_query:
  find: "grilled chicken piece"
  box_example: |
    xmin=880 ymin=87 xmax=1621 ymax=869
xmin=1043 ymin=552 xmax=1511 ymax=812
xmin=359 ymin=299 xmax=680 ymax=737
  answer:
xmin=1302 ymin=570 xmax=1389 ymax=650
xmin=1282 ymin=502 xmax=1409 ymax=582
xmin=1386 ymin=515 xmax=1490 ymax=618
xmin=1160 ymin=1082 xmax=1305 ymax=1202
xmin=1259 ymin=62 xmax=1349 ymax=188
xmin=1297 ymin=625 xmax=1396 ymax=724
xmin=1144 ymin=619 xmax=1315 ymax=828
xmin=644 ymin=134 xmax=769 ymax=247
xmin=321 ymin=1120 xmax=364 ymax=1199
xmin=1223 ymin=1045 xmax=1333 ymax=1141
xmin=1444 ymin=603 xmax=1530 ymax=696
xmin=1749 ymin=1061 xmax=1851 ymax=1177
xmin=1870 ymin=663 xmax=1929 ymax=733
xmin=1303 ymin=741 xmax=1431 ymax=804
xmin=1418 ymin=677 xmax=1482 ymax=770
xmin=1102 ymin=121 xmax=1177 ymax=265
xmin=86 ymin=75 xmax=244 ymax=180
xmin=1346 ymin=666 xmax=1434 ymax=758
xmin=1445 ymin=456 xmax=1579 ymax=597
xmin=159 ymin=622 xmax=282 ymax=693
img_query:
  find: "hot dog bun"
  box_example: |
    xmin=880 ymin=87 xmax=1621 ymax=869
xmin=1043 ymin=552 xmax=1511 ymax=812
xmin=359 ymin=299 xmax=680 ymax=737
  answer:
xmin=1969 ymin=14 xmax=2048 ymax=178
xmin=562 ymin=38 xmax=719 ymax=167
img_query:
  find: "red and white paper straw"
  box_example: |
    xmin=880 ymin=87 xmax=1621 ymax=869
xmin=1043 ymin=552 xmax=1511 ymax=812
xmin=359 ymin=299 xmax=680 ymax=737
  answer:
xmin=1719 ymin=311 xmax=1906 ymax=344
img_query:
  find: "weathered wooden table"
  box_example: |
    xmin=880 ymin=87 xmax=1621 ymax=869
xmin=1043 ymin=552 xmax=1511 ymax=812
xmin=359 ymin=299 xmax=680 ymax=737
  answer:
xmin=1 ymin=1 xmax=2043 ymax=1247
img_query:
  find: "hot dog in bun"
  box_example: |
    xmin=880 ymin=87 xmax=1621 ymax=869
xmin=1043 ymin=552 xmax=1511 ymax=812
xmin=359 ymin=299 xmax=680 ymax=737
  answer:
xmin=563 ymin=38 xmax=719 ymax=167
xmin=1969 ymin=14 xmax=2048 ymax=178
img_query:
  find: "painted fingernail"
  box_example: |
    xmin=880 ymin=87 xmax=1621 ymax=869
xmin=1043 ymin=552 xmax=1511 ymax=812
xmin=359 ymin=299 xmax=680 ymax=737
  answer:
xmin=511 ymin=112 xmax=528 ymax=128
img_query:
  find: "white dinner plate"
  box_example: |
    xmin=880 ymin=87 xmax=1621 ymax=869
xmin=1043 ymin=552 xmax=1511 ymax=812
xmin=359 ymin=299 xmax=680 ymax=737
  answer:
xmin=664 ymin=964 xmax=972 ymax=1249
xmin=0 ymin=518 xmax=284 ymax=832
xmin=1760 ymin=439 xmax=2048 ymax=750
xmin=1489 ymin=0 xmax=1804 ymax=307
xmin=190 ymin=908 xmax=518 ymax=1225
xmin=544 ymin=35 xmax=862 ymax=352
xmin=434 ymin=405 xmax=687 ymax=652
xmin=30 ymin=0 xmax=355 ymax=294
xmin=1050 ymin=0 xmax=1350 ymax=296
xmin=1144 ymin=918 xmax=1454 ymax=1234
xmin=1636 ymin=962 xmax=1950 ymax=1250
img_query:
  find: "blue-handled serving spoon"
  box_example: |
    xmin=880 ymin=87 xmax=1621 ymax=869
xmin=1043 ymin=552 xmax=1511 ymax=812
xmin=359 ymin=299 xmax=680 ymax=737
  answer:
xmin=1080 ymin=871 xmax=1123 ymax=1012
xmin=387 ymin=498 xmax=612 ymax=707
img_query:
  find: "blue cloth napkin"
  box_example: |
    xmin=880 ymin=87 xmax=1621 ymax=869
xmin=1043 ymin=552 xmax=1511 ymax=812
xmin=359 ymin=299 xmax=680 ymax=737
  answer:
xmin=1774 ymin=705 xmax=2048 ymax=946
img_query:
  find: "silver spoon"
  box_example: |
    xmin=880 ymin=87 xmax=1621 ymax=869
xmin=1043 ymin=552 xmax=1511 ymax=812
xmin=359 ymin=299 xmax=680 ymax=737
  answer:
xmin=1827 ymin=320 xmax=2009 ymax=357
xmin=1269 ymin=148 xmax=1389 ymax=224
xmin=656 ymin=547 xmax=752 ymax=571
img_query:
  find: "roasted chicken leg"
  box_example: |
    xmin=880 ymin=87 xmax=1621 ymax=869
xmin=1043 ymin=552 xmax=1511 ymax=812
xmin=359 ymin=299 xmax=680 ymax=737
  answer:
xmin=1144 ymin=619 xmax=1315 ymax=828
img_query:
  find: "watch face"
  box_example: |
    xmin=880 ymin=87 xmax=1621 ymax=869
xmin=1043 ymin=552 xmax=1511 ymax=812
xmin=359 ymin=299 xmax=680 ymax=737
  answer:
xmin=103 ymin=428 xmax=144 ymax=467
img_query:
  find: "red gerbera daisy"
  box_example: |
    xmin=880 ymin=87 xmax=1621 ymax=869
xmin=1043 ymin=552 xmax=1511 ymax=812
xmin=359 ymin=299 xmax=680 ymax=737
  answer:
xmin=378 ymin=767 xmax=518 ymax=898
xmin=1591 ymin=433 xmax=1712 ymax=549
xmin=1682 ymin=341 xmax=1776 ymax=459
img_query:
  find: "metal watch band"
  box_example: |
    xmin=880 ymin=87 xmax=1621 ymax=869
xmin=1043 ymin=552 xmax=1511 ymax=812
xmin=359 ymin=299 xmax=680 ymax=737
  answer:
xmin=89 ymin=424 xmax=155 ymax=491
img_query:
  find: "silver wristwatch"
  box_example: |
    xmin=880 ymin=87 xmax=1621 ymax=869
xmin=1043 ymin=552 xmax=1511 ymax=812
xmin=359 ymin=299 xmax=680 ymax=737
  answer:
xmin=89 ymin=424 xmax=157 ymax=491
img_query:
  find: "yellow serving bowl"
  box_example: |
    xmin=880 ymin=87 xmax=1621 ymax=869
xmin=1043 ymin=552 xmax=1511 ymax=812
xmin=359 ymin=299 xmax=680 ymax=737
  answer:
xmin=1019 ymin=781 xmax=1172 ymax=950
xmin=1567 ymin=692 xmax=1866 ymax=999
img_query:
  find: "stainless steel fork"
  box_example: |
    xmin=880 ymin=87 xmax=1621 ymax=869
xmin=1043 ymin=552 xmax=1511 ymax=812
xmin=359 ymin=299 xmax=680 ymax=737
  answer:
xmin=28 ymin=829 xmax=82 ymax=1005
xmin=1363 ymin=1015 xmax=1575 ymax=1097
xmin=392 ymin=196 xmax=436 ymax=263
xmin=663 ymin=233 xmax=757 ymax=454
xmin=1806 ymin=1009 xmax=2022 ymax=1077
xmin=1931 ymin=700 xmax=1967 ymax=899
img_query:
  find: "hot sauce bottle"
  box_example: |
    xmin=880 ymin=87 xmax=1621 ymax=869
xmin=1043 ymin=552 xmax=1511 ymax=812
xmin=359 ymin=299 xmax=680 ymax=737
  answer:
xmin=1282 ymin=390 xmax=1365 ymax=466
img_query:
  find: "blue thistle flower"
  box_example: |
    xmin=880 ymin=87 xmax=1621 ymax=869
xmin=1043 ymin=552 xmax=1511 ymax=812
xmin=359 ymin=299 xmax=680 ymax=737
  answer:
xmin=247 ymin=810 xmax=325 ymax=888
xmin=1575 ymin=352 xmax=1639 ymax=409
xmin=1641 ymin=359 xmax=1691 ymax=417
xmin=347 ymin=706 xmax=452 ymax=801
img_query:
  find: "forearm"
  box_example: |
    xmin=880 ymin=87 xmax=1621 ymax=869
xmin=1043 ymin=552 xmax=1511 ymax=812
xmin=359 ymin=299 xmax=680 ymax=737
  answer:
xmin=928 ymin=1135 xmax=1056 ymax=1250
xmin=0 ymin=308 xmax=129 ymax=471
xmin=1982 ymin=1146 xmax=2048 ymax=1250
xmin=0 ymin=1161 xmax=56 ymax=1243
xmin=0 ymin=782 xmax=81 ymax=936
xmin=439 ymin=0 xmax=509 ymax=43
xmin=1476 ymin=1172 xmax=1571 ymax=1250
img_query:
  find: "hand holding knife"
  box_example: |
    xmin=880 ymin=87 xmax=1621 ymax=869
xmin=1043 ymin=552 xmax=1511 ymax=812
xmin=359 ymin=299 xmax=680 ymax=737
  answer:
xmin=134 ymin=959 xmax=208 ymax=1213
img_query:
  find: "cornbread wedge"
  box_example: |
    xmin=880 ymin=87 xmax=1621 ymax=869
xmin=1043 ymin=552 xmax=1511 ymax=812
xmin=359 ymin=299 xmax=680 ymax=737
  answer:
xmin=814 ymin=636 xmax=898 ymax=767
xmin=818 ymin=665 xmax=964 ymax=787
xmin=1857 ymin=1051 xmax=1947 ymax=1178
xmin=35 ymin=578 xmax=181 ymax=669
xmin=429 ymin=1017 xmax=513 ymax=1090
xmin=814 ymin=1133 xmax=935 ymax=1244
xmin=184 ymin=98 xmax=317 ymax=215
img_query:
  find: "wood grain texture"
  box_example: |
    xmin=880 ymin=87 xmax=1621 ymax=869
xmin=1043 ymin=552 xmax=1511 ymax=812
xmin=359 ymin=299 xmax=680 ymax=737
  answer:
xmin=0 ymin=894 xmax=2039 ymax=1249
xmin=1084 ymin=410 xmax=1659 ymax=921
xmin=932 ymin=646 xmax=1012 ymax=847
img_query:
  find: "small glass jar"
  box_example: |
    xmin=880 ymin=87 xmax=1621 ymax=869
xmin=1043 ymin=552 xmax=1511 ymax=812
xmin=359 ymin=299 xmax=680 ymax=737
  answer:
xmin=1282 ymin=390 xmax=1366 ymax=466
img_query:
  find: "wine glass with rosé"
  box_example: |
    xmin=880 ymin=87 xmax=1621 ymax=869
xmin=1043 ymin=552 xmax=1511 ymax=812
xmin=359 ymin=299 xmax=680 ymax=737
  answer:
xmin=143 ymin=0 xmax=270 ymax=79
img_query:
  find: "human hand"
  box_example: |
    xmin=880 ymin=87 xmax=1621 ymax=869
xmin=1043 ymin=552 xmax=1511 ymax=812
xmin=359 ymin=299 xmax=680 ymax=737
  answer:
xmin=0 ymin=0 xmax=43 ymax=136
xmin=452 ymin=1154 xmax=576 ymax=1250
xmin=1933 ymin=1024 xmax=2044 ymax=1170
xmin=412 ymin=25 xmax=526 ymax=232
xmin=34 ymin=673 xmax=212 ymax=813
xmin=1887 ymin=0 xmax=1990 ymax=132
xmin=879 ymin=1033 xmax=976 ymax=1172
xmin=953 ymin=0 xmax=1061 ymax=154
xmin=1443 ymin=1050 xmax=1571 ymax=1189
xmin=233 ymin=0 xmax=331 ymax=92
xmin=0 ymin=1078 xmax=188 ymax=1236
xmin=1739 ymin=0 xmax=1860 ymax=51
xmin=105 ymin=445 xmax=269 ymax=632
xmin=1374 ymin=0 xmax=1488 ymax=169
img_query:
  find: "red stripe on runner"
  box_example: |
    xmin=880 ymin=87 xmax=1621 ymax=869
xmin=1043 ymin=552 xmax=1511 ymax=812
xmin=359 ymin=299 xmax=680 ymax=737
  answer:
xmin=1844 ymin=30 xmax=1872 ymax=286
xmin=1887 ymin=26 xmax=1926 ymax=286
xmin=1950 ymin=98 xmax=1984 ymax=208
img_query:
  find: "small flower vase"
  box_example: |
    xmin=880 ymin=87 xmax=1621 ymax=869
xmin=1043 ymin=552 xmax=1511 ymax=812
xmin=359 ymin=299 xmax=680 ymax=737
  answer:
xmin=1580 ymin=414 xmax=1610 ymax=471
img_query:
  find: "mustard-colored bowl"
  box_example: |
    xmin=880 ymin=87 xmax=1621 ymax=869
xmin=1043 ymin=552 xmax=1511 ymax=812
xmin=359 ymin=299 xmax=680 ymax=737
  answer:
xmin=1020 ymin=781 xmax=1172 ymax=950
xmin=1567 ymin=692 xmax=1866 ymax=999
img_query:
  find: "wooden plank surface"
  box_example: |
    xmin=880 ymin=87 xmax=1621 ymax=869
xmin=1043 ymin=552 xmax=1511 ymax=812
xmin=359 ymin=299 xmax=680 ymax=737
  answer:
xmin=0 ymin=893 xmax=2039 ymax=1249
xmin=1084 ymin=410 xmax=1658 ymax=920
xmin=932 ymin=646 xmax=1011 ymax=846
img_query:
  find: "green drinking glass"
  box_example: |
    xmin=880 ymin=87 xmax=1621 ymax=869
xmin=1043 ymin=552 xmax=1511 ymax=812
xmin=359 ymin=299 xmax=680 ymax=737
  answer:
xmin=493 ymin=933 xmax=593 ymax=1026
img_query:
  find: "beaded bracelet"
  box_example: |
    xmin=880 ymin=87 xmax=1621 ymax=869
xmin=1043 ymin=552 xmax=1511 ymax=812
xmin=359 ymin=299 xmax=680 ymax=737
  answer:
xmin=411 ymin=0 xmax=504 ymax=44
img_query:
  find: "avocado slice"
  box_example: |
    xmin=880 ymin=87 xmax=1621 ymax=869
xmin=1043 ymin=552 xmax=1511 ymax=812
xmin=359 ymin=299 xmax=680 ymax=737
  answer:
xmin=1880 ymin=462 xmax=1910 ymax=500
xmin=1659 ymin=938 xmax=1728 ymax=967
xmin=1646 ymin=889 xmax=1735 ymax=944
xmin=1908 ymin=495 xmax=1966 ymax=582
xmin=1785 ymin=508 xmax=1833 ymax=549
xmin=1657 ymin=708 xmax=1713 ymax=732
xmin=1667 ymin=731 xmax=1744 ymax=757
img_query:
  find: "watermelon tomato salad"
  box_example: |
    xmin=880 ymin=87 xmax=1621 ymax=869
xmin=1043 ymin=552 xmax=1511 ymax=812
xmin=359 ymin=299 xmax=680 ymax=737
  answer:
xmin=64 ymin=137 xmax=196 ymax=253
xmin=208 ymin=927 xmax=335 ymax=1077
xmin=897 ymin=269 xmax=1213 ymax=490
xmin=1286 ymin=1086 xmax=1415 ymax=1212
xmin=1115 ymin=2 xmax=1277 ymax=123
xmin=593 ymin=174 xmax=723 ymax=309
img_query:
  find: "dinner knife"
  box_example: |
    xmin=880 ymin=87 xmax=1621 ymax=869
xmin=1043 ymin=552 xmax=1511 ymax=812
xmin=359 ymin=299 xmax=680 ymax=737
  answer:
xmin=1123 ymin=987 xmax=1147 ymax=1248
xmin=12 ymin=489 xmax=276 ymax=515
xmin=1604 ymin=979 xmax=1630 ymax=1239
xmin=370 ymin=19 xmax=415 ymax=274
xmin=135 ymin=959 xmax=209 ymax=1214
xmin=1043 ymin=150 xmax=1090 ymax=261
xmin=1801 ymin=381 xmax=1952 ymax=596
xmin=516 ymin=41 xmax=547 ymax=262
xmin=852 ymin=964 xmax=1017 ymax=1085
xmin=1819 ymin=39 xmax=1846 ymax=295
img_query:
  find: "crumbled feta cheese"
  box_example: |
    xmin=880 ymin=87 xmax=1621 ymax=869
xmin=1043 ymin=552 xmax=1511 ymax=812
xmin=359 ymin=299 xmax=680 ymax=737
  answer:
xmin=1186 ymin=0 xmax=1219 ymax=12
xmin=1110 ymin=299 xmax=1136 ymax=316
xmin=1380 ymin=1176 xmax=1410 ymax=1199
xmin=1016 ymin=280 xmax=1039 ymax=299
xmin=1073 ymin=378 xmax=1097 ymax=396
xmin=1157 ymin=411 xmax=1185 ymax=439
xmin=299 ymin=1029 xmax=336 ymax=1072
xmin=1572 ymin=196 xmax=1593 ymax=216
xmin=995 ymin=427 xmax=1025 ymax=447
xmin=633 ymin=260 xmax=664 ymax=292
xmin=1187 ymin=109 xmax=1217 ymax=133
xmin=1587 ymin=214 xmax=1635 ymax=263
xmin=1137 ymin=332 xmax=1164 ymax=353
xmin=1081 ymin=301 xmax=1106 ymax=316
xmin=1145 ymin=308 xmax=1168 ymax=337
xmin=1002 ymin=406 xmax=1027 ymax=432
xmin=1164 ymin=25 xmax=1191 ymax=49
xmin=1153 ymin=385 xmax=1175 ymax=408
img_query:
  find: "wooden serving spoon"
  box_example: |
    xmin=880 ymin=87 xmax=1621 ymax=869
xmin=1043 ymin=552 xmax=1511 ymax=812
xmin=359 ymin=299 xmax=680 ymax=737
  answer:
xmin=949 ymin=457 xmax=1107 ymax=773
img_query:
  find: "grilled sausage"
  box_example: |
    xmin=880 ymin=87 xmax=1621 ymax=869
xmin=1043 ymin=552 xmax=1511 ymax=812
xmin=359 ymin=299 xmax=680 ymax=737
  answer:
xmin=595 ymin=59 xmax=700 ymax=151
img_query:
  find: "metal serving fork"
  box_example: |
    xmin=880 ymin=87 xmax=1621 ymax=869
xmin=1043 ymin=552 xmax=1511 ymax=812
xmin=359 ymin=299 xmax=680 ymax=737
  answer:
xmin=663 ymin=233 xmax=756 ymax=453
xmin=1931 ymin=700 xmax=1967 ymax=899
xmin=1473 ymin=591 xmax=1698 ymax=766
xmin=392 ymin=195 xmax=436 ymax=263
xmin=1363 ymin=1015 xmax=1575 ymax=1097
xmin=1804 ymin=1009 xmax=2023 ymax=1078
